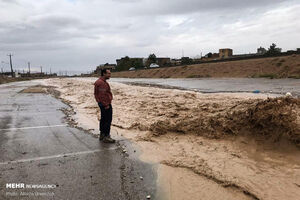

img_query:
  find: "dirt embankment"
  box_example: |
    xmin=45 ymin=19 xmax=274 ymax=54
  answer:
xmin=112 ymin=54 xmax=300 ymax=79
xmin=0 ymin=76 xmax=47 ymax=85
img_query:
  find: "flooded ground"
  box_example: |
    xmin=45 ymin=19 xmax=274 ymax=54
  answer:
xmin=42 ymin=77 xmax=300 ymax=200
xmin=110 ymin=78 xmax=300 ymax=96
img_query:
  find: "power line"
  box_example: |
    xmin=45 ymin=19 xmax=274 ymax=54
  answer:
xmin=7 ymin=54 xmax=14 ymax=77
xmin=28 ymin=62 xmax=31 ymax=74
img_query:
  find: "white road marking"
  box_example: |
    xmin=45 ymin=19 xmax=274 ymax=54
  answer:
xmin=0 ymin=124 xmax=67 ymax=131
xmin=0 ymin=148 xmax=117 ymax=165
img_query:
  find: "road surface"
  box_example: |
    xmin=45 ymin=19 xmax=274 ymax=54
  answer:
xmin=0 ymin=81 xmax=156 ymax=200
xmin=111 ymin=78 xmax=300 ymax=96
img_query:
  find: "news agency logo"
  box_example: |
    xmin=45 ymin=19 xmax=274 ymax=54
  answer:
xmin=6 ymin=183 xmax=56 ymax=189
xmin=5 ymin=183 xmax=56 ymax=197
xmin=6 ymin=183 xmax=25 ymax=189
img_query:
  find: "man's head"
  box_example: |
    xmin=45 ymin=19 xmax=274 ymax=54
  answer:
xmin=101 ymin=69 xmax=111 ymax=80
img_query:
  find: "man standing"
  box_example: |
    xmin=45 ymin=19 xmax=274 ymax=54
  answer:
xmin=94 ymin=69 xmax=115 ymax=143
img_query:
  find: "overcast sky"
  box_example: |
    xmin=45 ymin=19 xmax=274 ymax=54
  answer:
xmin=0 ymin=0 xmax=299 ymax=73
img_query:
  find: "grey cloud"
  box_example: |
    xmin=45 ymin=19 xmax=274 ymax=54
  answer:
xmin=111 ymin=0 xmax=140 ymax=3
xmin=0 ymin=0 xmax=18 ymax=4
xmin=0 ymin=24 xmax=78 ymax=44
xmin=1 ymin=41 xmax=73 ymax=51
xmin=0 ymin=0 xmax=299 ymax=72
xmin=29 ymin=15 xmax=81 ymax=28
xmin=0 ymin=14 xmax=109 ymax=45
xmin=131 ymin=0 xmax=287 ymax=15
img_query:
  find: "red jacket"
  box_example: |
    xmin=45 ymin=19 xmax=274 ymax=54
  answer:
xmin=94 ymin=77 xmax=113 ymax=107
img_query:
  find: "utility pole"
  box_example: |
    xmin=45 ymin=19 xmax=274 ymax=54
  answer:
xmin=50 ymin=68 xmax=52 ymax=75
xmin=1 ymin=68 xmax=3 ymax=73
xmin=7 ymin=54 xmax=14 ymax=77
xmin=40 ymin=66 xmax=43 ymax=74
xmin=28 ymin=62 xmax=31 ymax=74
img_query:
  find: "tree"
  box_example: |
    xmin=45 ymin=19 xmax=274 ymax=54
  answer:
xmin=145 ymin=53 xmax=157 ymax=67
xmin=206 ymin=52 xmax=213 ymax=58
xmin=266 ymin=43 xmax=282 ymax=55
xmin=257 ymin=47 xmax=267 ymax=55
xmin=117 ymin=56 xmax=131 ymax=71
xmin=130 ymin=58 xmax=144 ymax=69
xmin=181 ymin=57 xmax=192 ymax=65
xmin=148 ymin=53 xmax=157 ymax=63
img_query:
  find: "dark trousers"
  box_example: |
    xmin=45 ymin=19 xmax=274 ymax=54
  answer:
xmin=98 ymin=103 xmax=112 ymax=137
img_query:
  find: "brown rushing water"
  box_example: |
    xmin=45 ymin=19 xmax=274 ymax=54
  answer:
xmin=44 ymin=78 xmax=300 ymax=200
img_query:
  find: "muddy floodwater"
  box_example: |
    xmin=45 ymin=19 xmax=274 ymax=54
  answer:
xmin=111 ymin=78 xmax=300 ymax=96
xmin=44 ymin=78 xmax=300 ymax=200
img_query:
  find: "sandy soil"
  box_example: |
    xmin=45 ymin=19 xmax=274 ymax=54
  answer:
xmin=112 ymin=54 xmax=300 ymax=79
xmin=42 ymin=77 xmax=300 ymax=200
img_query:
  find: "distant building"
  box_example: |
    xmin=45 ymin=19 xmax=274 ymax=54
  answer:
xmin=287 ymin=50 xmax=296 ymax=53
xmin=232 ymin=53 xmax=256 ymax=58
xmin=219 ymin=48 xmax=233 ymax=58
xmin=201 ymin=52 xmax=219 ymax=61
xmin=170 ymin=59 xmax=181 ymax=66
xmin=116 ymin=57 xmax=143 ymax=66
xmin=156 ymin=57 xmax=171 ymax=66
xmin=116 ymin=57 xmax=144 ymax=71
xmin=96 ymin=64 xmax=116 ymax=69
xmin=212 ymin=53 xmax=219 ymax=58
xmin=94 ymin=63 xmax=116 ymax=74
xmin=142 ymin=57 xmax=171 ymax=67
xmin=257 ymin=47 xmax=267 ymax=55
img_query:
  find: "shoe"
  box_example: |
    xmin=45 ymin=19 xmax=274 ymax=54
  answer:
xmin=99 ymin=134 xmax=105 ymax=141
xmin=102 ymin=136 xmax=116 ymax=143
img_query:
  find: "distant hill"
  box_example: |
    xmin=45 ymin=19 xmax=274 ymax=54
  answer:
xmin=112 ymin=54 xmax=300 ymax=79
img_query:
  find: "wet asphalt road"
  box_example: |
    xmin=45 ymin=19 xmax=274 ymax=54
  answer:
xmin=111 ymin=78 xmax=300 ymax=96
xmin=0 ymin=81 xmax=156 ymax=200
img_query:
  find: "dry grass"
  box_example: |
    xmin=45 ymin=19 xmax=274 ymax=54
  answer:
xmin=0 ymin=77 xmax=44 ymax=84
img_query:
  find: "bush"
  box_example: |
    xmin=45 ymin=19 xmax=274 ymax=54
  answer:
xmin=258 ymin=74 xmax=278 ymax=79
